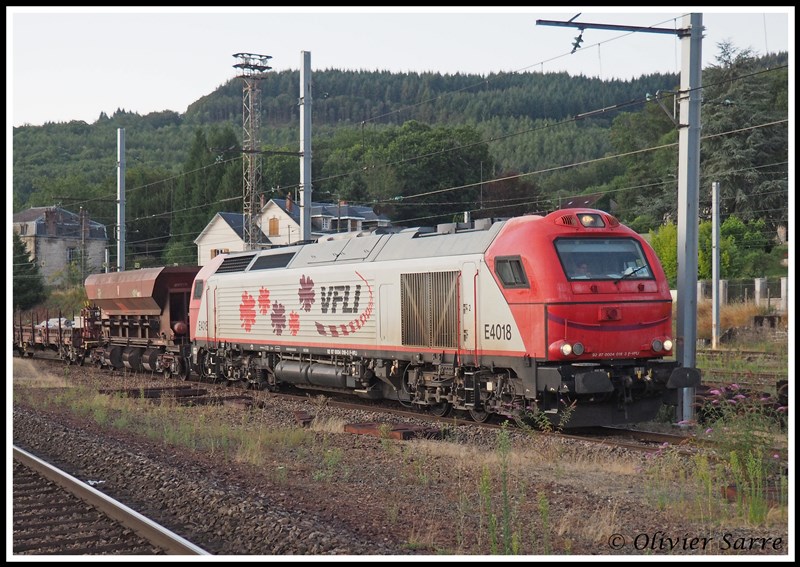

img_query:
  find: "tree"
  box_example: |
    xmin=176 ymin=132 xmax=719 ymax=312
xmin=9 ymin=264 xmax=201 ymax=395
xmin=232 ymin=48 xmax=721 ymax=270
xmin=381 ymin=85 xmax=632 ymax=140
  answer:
xmin=13 ymin=231 xmax=47 ymax=311
xmin=649 ymin=222 xmax=678 ymax=288
xmin=652 ymin=214 xmax=779 ymax=286
xmin=700 ymin=42 xmax=789 ymax=232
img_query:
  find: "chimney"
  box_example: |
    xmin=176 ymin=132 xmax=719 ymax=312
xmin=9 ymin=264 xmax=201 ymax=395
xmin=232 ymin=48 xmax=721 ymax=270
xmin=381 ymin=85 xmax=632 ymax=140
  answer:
xmin=45 ymin=209 xmax=57 ymax=236
xmin=260 ymin=193 xmax=265 ymax=210
xmin=286 ymin=193 xmax=292 ymax=212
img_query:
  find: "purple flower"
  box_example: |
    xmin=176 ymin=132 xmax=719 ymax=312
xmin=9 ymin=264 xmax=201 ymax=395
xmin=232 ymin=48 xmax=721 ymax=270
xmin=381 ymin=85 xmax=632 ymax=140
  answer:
xmin=734 ymin=394 xmax=747 ymax=400
xmin=729 ymin=383 xmax=740 ymax=391
xmin=705 ymin=428 xmax=713 ymax=435
xmin=709 ymin=389 xmax=722 ymax=397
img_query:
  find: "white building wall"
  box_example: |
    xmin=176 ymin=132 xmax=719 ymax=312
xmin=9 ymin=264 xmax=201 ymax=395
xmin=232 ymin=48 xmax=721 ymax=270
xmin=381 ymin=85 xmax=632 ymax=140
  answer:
xmin=195 ymin=217 xmax=247 ymax=266
xmin=259 ymin=205 xmax=300 ymax=246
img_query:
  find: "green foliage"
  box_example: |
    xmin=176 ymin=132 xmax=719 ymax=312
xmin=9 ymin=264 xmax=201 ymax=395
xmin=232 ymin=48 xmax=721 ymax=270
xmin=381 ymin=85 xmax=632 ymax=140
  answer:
xmin=12 ymin=47 xmax=787 ymax=267
xmin=38 ymin=286 xmax=88 ymax=318
xmin=13 ymin=231 xmax=47 ymax=311
xmin=699 ymin=42 xmax=789 ymax=234
xmin=651 ymin=214 xmax=784 ymax=285
xmin=649 ymin=223 xmax=678 ymax=287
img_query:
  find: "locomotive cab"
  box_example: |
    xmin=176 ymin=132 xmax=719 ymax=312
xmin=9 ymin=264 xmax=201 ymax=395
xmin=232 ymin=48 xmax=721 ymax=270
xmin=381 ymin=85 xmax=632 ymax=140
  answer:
xmin=483 ymin=209 xmax=699 ymax=426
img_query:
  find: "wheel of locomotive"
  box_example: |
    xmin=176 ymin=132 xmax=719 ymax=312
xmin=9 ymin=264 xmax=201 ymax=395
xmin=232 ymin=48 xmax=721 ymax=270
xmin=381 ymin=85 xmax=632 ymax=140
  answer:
xmin=429 ymin=401 xmax=452 ymax=418
xmin=197 ymin=350 xmax=216 ymax=383
xmin=468 ymin=407 xmax=492 ymax=423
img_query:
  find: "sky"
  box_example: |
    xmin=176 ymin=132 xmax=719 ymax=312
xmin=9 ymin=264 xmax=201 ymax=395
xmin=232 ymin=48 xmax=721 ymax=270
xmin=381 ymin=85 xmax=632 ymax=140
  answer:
xmin=7 ymin=6 xmax=794 ymax=127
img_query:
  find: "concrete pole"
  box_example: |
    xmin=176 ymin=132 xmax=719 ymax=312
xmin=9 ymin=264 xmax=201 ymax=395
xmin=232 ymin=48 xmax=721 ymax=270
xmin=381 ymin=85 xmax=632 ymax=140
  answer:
xmin=299 ymin=51 xmax=312 ymax=241
xmin=675 ymin=14 xmax=703 ymax=423
xmin=712 ymin=181 xmax=720 ymax=349
xmin=117 ymin=128 xmax=126 ymax=272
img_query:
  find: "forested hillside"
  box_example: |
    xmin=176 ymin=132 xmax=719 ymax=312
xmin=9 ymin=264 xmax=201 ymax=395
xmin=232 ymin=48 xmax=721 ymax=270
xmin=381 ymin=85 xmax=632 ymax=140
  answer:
xmin=12 ymin=44 xmax=788 ymax=269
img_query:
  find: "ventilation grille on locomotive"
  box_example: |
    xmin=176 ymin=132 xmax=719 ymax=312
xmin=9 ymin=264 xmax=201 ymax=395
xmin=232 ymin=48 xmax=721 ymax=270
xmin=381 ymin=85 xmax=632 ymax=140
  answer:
xmin=215 ymin=254 xmax=256 ymax=274
xmin=401 ymin=271 xmax=459 ymax=349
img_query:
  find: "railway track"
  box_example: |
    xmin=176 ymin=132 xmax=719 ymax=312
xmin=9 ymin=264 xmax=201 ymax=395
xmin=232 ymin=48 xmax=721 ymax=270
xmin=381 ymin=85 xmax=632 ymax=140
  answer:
xmin=12 ymin=446 xmax=209 ymax=556
xmin=17 ymin=353 xmax=788 ymax=462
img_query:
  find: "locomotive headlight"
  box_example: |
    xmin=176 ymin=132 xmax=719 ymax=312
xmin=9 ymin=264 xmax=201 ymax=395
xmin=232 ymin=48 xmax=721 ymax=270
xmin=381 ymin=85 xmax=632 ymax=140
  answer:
xmin=552 ymin=340 xmax=584 ymax=358
xmin=663 ymin=339 xmax=673 ymax=351
xmin=651 ymin=339 xmax=664 ymax=352
xmin=578 ymin=213 xmax=606 ymax=228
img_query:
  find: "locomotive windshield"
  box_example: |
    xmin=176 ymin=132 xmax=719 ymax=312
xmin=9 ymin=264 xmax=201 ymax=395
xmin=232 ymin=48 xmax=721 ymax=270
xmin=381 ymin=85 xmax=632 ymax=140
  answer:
xmin=555 ymin=237 xmax=653 ymax=281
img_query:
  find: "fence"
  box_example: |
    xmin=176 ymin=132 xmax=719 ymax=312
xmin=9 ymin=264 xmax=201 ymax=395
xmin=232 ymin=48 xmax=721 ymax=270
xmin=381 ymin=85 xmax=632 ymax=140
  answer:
xmin=696 ymin=276 xmax=788 ymax=313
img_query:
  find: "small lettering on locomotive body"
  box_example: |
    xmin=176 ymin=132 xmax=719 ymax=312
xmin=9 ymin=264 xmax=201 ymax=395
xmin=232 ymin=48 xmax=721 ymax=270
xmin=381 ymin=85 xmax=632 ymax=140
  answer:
xmin=326 ymin=348 xmax=358 ymax=356
xmin=591 ymin=351 xmax=641 ymax=358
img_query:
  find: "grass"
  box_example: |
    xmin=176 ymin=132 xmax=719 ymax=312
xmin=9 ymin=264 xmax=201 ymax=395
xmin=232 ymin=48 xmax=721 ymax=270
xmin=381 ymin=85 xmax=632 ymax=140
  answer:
xmin=640 ymin=390 xmax=788 ymax=530
xmin=694 ymin=300 xmax=789 ymax=346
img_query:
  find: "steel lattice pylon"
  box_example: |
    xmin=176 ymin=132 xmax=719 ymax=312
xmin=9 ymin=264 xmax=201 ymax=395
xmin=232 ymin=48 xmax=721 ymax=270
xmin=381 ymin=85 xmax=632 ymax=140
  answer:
xmin=233 ymin=53 xmax=272 ymax=250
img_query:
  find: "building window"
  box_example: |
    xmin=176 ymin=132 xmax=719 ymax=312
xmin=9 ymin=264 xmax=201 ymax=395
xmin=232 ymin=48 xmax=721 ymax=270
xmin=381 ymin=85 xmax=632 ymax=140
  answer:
xmin=66 ymin=247 xmax=79 ymax=263
xmin=19 ymin=224 xmax=27 ymax=235
xmin=269 ymin=217 xmax=279 ymax=237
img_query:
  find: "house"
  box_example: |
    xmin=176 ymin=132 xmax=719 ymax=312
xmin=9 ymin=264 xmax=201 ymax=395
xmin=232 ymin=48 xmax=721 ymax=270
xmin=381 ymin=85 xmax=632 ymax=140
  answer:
xmin=12 ymin=206 xmax=108 ymax=285
xmin=193 ymin=211 xmax=265 ymax=266
xmin=194 ymin=194 xmax=392 ymax=266
xmin=261 ymin=194 xmax=392 ymax=245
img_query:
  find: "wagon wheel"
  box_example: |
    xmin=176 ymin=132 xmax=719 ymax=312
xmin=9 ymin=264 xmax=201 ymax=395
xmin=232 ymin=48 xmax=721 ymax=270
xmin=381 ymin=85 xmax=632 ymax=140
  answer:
xmin=178 ymin=358 xmax=191 ymax=381
xmin=60 ymin=346 xmax=72 ymax=365
xmin=469 ymin=407 xmax=492 ymax=423
xmin=429 ymin=401 xmax=452 ymax=418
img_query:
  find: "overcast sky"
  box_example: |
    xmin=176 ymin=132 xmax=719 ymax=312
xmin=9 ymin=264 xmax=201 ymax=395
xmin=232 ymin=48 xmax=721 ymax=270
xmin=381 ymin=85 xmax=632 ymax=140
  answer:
xmin=7 ymin=6 xmax=794 ymax=127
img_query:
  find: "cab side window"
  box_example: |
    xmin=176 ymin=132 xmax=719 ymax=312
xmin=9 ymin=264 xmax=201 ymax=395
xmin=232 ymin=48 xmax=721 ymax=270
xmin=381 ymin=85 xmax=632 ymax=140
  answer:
xmin=495 ymin=256 xmax=529 ymax=288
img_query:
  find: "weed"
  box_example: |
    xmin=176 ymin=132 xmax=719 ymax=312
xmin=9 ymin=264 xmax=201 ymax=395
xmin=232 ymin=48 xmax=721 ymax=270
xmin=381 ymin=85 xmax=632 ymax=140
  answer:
xmin=537 ymin=491 xmax=551 ymax=554
xmin=478 ymin=464 xmax=492 ymax=550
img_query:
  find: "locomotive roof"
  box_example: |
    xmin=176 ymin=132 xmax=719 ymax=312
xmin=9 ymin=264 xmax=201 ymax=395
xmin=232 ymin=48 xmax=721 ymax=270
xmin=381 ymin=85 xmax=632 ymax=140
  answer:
xmin=212 ymin=219 xmax=507 ymax=274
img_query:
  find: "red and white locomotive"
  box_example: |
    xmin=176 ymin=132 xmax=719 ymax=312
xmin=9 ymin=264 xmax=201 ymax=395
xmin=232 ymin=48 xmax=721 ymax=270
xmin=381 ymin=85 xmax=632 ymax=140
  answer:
xmin=188 ymin=208 xmax=700 ymax=427
xmin=16 ymin=208 xmax=698 ymax=426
